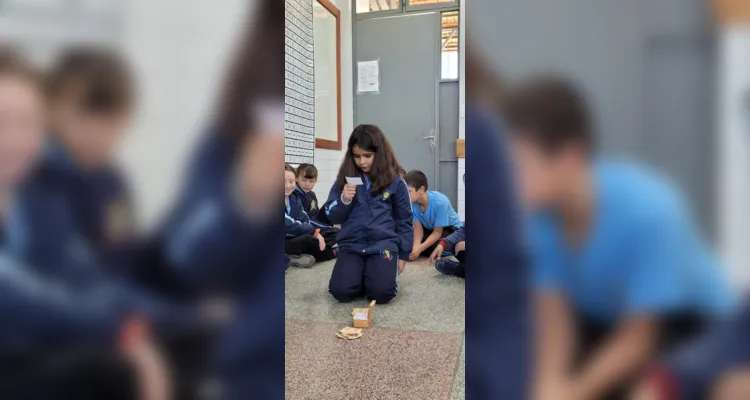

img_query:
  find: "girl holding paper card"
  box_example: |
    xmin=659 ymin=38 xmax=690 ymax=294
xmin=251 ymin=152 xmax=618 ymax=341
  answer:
xmin=323 ymin=124 xmax=414 ymax=304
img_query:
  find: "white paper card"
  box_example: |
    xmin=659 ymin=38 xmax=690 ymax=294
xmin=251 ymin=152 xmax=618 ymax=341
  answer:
xmin=353 ymin=311 xmax=368 ymax=321
xmin=346 ymin=177 xmax=364 ymax=185
xmin=357 ymin=60 xmax=380 ymax=93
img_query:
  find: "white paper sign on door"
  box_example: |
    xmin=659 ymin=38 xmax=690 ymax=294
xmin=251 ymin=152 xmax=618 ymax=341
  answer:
xmin=357 ymin=60 xmax=380 ymax=94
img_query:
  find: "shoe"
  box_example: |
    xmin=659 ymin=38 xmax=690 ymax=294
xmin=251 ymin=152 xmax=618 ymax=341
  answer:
xmin=435 ymin=258 xmax=462 ymax=277
xmin=288 ymin=254 xmax=316 ymax=268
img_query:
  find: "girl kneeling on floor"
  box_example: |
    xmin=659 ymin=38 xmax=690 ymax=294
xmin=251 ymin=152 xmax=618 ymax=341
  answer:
xmin=323 ymin=125 xmax=413 ymax=304
xmin=285 ymin=163 xmax=336 ymax=268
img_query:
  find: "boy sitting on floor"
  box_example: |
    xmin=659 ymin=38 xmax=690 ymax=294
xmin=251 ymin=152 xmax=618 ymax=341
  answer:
xmin=404 ymin=170 xmax=463 ymax=261
xmin=429 ymin=225 xmax=465 ymax=278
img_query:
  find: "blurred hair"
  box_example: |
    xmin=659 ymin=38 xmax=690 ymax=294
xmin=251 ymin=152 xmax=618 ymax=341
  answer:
xmin=47 ymin=46 xmax=135 ymax=114
xmin=335 ymin=124 xmax=399 ymax=193
xmin=296 ymin=163 xmax=318 ymax=180
xmin=0 ymin=46 xmax=42 ymax=91
xmin=404 ymin=170 xmax=428 ymax=191
xmin=285 ymin=163 xmax=296 ymax=174
xmin=217 ymin=0 xmax=283 ymax=145
xmin=466 ymin=38 xmax=505 ymax=112
xmin=504 ymin=76 xmax=594 ymax=154
xmin=397 ymin=166 xmax=407 ymax=178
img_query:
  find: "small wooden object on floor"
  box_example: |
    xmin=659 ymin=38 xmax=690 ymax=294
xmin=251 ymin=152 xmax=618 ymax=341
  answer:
xmin=352 ymin=300 xmax=376 ymax=328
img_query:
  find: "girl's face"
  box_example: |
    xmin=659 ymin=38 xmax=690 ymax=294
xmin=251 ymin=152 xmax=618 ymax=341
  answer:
xmin=284 ymin=170 xmax=296 ymax=196
xmin=0 ymin=76 xmax=44 ymax=188
xmin=352 ymin=145 xmax=374 ymax=174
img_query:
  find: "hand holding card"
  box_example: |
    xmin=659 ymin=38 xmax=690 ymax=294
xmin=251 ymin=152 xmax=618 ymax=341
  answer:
xmin=345 ymin=177 xmax=364 ymax=185
xmin=342 ymin=183 xmax=357 ymax=203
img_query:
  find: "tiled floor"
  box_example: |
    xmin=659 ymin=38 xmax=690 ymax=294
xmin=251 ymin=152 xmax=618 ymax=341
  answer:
xmin=285 ymin=259 xmax=465 ymax=400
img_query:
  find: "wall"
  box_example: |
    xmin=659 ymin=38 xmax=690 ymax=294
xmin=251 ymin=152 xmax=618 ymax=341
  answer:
xmin=457 ymin=0 xmax=465 ymax=221
xmin=313 ymin=0 xmax=354 ymax=201
xmin=118 ymin=0 xmax=250 ymax=228
xmin=717 ymin=28 xmax=750 ymax=291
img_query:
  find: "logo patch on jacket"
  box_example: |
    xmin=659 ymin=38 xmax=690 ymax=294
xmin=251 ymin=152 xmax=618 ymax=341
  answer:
xmin=381 ymin=249 xmax=393 ymax=261
xmin=310 ymin=200 xmax=317 ymax=210
xmin=381 ymin=191 xmax=390 ymax=201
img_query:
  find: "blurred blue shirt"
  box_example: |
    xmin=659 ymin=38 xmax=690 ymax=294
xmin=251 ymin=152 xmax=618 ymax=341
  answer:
xmin=412 ymin=190 xmax=463 ymax=230
xmin=531 ymin=160 xmax=734 ymax=324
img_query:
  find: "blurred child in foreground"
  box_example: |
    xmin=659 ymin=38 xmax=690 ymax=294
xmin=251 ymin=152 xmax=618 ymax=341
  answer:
xmin=0 ymin=46 xmax=169 ymax=400
xmin=161 ymin=1 xmax=285 ymax=398
xmin=463 ymin=45 xmax=529 ymax=399
xmin=631 ymin=300 xmax=750 ymax=400
xmin=507 ymin=77 xmax=734 ymax=400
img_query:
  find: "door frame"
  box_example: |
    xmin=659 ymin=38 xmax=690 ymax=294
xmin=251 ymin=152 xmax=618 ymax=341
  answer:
xmin=352 ymin=4 xmax=459 ymax=193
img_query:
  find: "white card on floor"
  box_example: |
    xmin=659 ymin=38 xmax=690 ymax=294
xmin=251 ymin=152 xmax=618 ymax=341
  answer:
xmin=346 ymin=177 xmax=364 ymax=185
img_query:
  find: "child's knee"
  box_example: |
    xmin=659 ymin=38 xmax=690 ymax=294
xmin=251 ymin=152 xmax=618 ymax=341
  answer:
xmin=328 ymin=284 xmax=360 ymax=302
xmin=366 ymin=286 xmax=397 ymax=304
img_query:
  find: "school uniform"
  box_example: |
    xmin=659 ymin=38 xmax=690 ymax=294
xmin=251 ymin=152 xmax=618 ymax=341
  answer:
xmin=435 ymin=226 xmax=466 ymax=278
xmin=531 ymin=160 xmax=735 ymax=398
xmin=0 ymin=216 xmax=132 ymax=398
xmin=12 ymin=142 xmax=211 ymax=398
xmin=285 ymin=194 xmax=336 ymax=261
xmin=412 ymin=190 xmax=462 ymax=257
xmin=162 ymin=131 xmax=284 ymax=400
xmin=465 ymin=104 xmax=529 ymax=400
xmin=647 ymin=300 xmax=750 ymax=400
xmin=323 ymin=175 xmax=413 ymax=304
xmin=11 ymin=142 xmax=199 ymax=331
xmin=293 ymin=185 xmax=333 ymax=226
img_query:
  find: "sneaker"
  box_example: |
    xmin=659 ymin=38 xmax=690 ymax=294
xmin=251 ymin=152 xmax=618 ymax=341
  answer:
xmin=288 ymin=254 xmax=316 ymax=268
xmin=435 ymin=258 xmax=462 ymax=277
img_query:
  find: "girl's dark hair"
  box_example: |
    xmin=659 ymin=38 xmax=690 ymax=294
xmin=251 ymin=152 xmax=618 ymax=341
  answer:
xmin=216 ymin=0 xmax=283 ymax=145
xmin=0 ymin=46 xmax=42 ymax=91
xmin=296 ymin=163 xmax=318 ymax=180
xmin=335 ymin=124 xmax=399 ymax=193
xmin=47 ymin=46 xmax=135 ymax=114
xmin=285 ymin=163 xmax=296 ymax=174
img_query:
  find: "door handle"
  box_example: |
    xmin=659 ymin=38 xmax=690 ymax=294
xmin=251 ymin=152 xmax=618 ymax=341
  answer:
xmin=423 ymin=130 xmax=436 ymax=151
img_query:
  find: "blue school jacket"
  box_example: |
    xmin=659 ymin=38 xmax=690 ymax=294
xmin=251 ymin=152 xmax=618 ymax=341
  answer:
xmin=285 ymin=194 xmax=325 ymax=237
xmin=0 ymin=251 xmax=122 ymax=355
xmin=162 ymin=131 xmax=284 ymax=399
xmin=465 ymin=105 xmax=529 ymax=400
xmin=292 ymin=186 xmax=332 ymax=226
xmin=11 ymin=142 xmax=197 ymax=333
xmin=323 ymin=176 xmax=413 ymax=260
xmin=0 ymin=219 xmax=121 ymax=355
xmin=442 ymin=225 xmax=466 ymax=251
xmin=293 ymin=186 xmax=318 ymax=217
xmin=657 ymin=301 xmax=750 ymax=400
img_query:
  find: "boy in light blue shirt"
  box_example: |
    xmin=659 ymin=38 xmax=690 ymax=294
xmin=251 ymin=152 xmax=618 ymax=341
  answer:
xmin=404 ymin=170 xmax=462 ymax=260
xmin=506 ymin=77 xmax=734 ymax=400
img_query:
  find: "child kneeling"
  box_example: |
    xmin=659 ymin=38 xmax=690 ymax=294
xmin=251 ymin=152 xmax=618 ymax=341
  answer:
xmin=323 ymin=125 xmax=413 ymax=304
xmin=285 ymin=164 xmax=336 ymax=268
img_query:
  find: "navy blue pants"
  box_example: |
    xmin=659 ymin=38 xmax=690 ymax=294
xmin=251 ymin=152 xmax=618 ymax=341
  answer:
xmin=328 ymin=250 xmax=398 ymax=304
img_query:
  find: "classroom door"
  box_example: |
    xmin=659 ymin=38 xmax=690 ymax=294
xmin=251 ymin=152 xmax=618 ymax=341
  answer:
xmin=355 ymin=12 xmax=440 ymax=188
